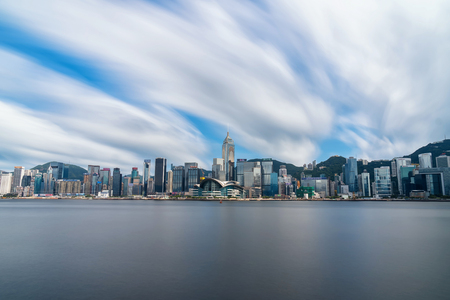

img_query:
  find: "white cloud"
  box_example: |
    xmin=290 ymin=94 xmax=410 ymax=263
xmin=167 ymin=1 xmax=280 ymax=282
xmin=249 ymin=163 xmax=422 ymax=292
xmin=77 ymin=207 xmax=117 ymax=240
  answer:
xmin=1 ymin=0 xmax=449 ymax=169
xmin=0 ymin=50 xmax=209 ymax=172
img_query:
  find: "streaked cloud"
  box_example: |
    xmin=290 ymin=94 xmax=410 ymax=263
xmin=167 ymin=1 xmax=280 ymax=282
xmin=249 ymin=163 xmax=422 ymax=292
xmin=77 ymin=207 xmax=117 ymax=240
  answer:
xmin=0 ymin=0 xmax=449 ymax=171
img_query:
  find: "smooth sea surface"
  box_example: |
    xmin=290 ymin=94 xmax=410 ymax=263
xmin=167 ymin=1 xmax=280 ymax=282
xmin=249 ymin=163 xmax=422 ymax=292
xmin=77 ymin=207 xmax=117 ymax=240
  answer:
xmin=0 ymin=200 xmax=449 ymax=300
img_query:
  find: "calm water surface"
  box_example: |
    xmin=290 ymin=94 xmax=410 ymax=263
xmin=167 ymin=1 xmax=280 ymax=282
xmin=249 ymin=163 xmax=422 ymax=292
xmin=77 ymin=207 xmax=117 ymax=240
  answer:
xmin=0 ymin=200 xmax=449 ymax=300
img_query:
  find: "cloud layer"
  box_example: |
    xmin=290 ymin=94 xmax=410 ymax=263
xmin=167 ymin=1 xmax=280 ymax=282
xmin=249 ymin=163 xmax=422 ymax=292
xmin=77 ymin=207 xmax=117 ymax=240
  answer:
xmin=1 ymin=0 xmax=449 ymax=171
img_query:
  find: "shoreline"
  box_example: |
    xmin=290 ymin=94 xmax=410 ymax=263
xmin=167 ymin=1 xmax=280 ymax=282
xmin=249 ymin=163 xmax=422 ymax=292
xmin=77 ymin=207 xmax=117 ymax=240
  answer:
xmin=2 ymin=197 xmax=450 ymax=202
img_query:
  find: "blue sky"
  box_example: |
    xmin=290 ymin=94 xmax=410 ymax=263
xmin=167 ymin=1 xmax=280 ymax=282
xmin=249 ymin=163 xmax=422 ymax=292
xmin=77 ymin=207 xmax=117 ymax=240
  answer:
xmin=1 ymin=0 xmax=449 ymax=173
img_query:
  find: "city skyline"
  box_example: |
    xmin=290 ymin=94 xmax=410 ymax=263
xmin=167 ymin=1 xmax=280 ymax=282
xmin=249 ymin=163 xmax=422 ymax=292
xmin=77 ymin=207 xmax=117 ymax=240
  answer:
xmin=1 ymin=1 xmax=450 ymax=172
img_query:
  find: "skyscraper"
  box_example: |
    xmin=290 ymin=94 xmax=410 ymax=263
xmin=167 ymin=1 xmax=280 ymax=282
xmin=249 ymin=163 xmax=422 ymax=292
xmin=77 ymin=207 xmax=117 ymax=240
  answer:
xmin=358 ymin=170 xmax=371 ymax=197
xmin=12 ymin=166 xmax=25 ymax=192
xmin=394 ymin=157 xmax=412 ymax=195
xmin=50 ymin=162 xmax=65 ymax=180
xmin=112 ymin=168 xmax=122 ymax=197
xmin=184 ymin=162 xmax=198 ymax=191
xmin=343 ymin=157 xmax=358 ymax=193
xmin=172 ymin=166 xmax=185 ymax=193
xmin=261 ymin=159 xmax=274 ymax=196
xmin=436 ymin=154 xmax=450 ymax=168
xmin=155 ymin=158 xmax=167 ymax=194
xmin=99 ymin=168 xmax=110 ymax=190
xmin=222 ymin=132 xmax=235 ymax=181
xmin=143 ymin=159 xmax=151 ymax=195
xmin=374 ymin=166 xmax=392 ymax=197
xmin=418 ymin=153 xmax=432 ymax=169
xmin=167 ymin=170 xmax=173 ymax=193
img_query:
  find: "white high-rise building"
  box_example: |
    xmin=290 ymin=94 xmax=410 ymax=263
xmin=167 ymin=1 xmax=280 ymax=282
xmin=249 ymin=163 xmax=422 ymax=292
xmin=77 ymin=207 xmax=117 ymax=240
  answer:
xmin=418 ymin=153 xmax=432 ymax=169
xmin=0 ymin=173 xmax=12 ymax=195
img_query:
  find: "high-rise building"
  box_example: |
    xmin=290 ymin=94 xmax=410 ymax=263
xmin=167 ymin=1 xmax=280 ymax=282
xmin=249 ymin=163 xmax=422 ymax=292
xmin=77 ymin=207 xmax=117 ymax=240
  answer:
xmin=374 ymin=166 xmax=392 ymax=197
xmin=131 ymin=167 xmax=139 ymax=180
xmin=358 ymin=170 xmax=371 ymax=197
xmin=418 ymin=153 xmax=433 ymax=169
xmin=436 ymin=154 xmax=450 ymax=168
xmin=212 ymin=158 xmax=225 ymax=180
xmin=99 ymin=168 xmax=110 ymax=190
xmin=34 ymin=173 xmax=42 ymax=195
xmin=343 ymin=157 xmax=358 ymax=193
xmin=184 ymin=162 xmax=198 ymax=191
xmin=312 ymin=160 xmax=316 ymax=169
xmin=222 ymin=132 xmax=235 ymax=181
xmin=261 ymin=159 xmax=274 ymax=196
xmin=12 ymin=166 xmax=25 ymax=192
xmin=279 ymin=165 xmax=287 ymax=176
xmin=172 ymin=166 xmax=185 ymax=193
xmin=394 ymin=158 xmax=412 ymax=195
xmin=143 ymin=159 xmax=151 ymax=195
xmin=50 ymin=162 xmax=65 ymax=180
xmin=0 ymin=173 xmax=12 ymax=195
xmin=112 ymin=168 xmax=122 ymax=197
xmin=187 ymin=167 xmax=200 ymax=191
xmin=155 ymin=158 xmax=167 ymax=193
xmin=167 ymin=170 xmax=173 ymax=193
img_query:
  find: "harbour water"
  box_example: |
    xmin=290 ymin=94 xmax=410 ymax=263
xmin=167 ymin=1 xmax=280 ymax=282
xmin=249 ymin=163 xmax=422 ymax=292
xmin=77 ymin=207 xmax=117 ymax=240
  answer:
xmin=0 ymin=200 xmax=449 ymax=299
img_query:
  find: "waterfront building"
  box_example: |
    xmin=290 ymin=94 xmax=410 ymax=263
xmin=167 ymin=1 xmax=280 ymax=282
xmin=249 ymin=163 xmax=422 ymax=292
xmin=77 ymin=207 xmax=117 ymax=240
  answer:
xmin=187 ymin=167 xmax=201 ymax=191
xmin=416 ymin=167 xmax=450 ymax=196
xmin=143 ymin=159 xmax=151 ymax=195
xmin=343 ymin=157 xmax=358 ymax=193
xmin=99 ymin=168 xmax=110 ymax=190
xmin=222 ymin=132 xmax=235 ymax=181
xmin=112 ymin=168 xmax=122 ymax=196
xmin=374 ymin=166 xmax=392 ymax=197
xmin=436 ymin=154 xmax=450 ymax=168
xmin=167 ymin=170 xmax=173 ymax=193
xmin=198 ymin=178 xmax=244 ymax=198
xmin=0 ymin=173 xmax=12 ymax=195
xmin=33 ymin=173 xmax=42 ymax=195
xmin=261 ymin=159 xmax=276 ymax=197
xmin=56 ymin=179 xmax=81 ymax=195
xmin=358 ymin=170 xmax=371 ymax=197
xmin=394 ymin=158 xmax=412 ymax=195
xmin=155 ymin=158 xmax=167 ymax=194
xmin=212 ymin=158 xmax=225 ymax=181
xmin=172 ymin=166 xmax=185 ymax=193
xmin=418 ymin=153 xmax=432 ymax=169
xmin=301 ymin=177 xmax=329 ymax=198
xmin=184 ymin=162 xmax=198 ymax=191
xmin=12 ymin=166 xmax=25 ymax=192
xmin=50 ymin=162 xmax=65 ymax=180
xmin=122 ymin=176 xmax=131 ymax=196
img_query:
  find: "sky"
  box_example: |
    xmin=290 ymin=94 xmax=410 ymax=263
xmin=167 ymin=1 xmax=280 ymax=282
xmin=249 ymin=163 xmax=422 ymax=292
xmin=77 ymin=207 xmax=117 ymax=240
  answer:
xmin=1 ymin=0 xmax=449 ymax=173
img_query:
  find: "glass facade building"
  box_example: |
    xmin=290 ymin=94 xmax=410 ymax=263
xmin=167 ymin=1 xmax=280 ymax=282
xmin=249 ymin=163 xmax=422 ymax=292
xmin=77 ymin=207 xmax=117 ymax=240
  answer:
xmin=155 ymin=158 xmax=167 ymax=193
xmin=172 ymin=166 xmax=185 ymax=193
xmin=112 ymin=168 xmax=122 ymax=196
xmin=222 ymin=132 xmax=235 ymax=181
xmin=343 ymin=157 xmax=358 ymax=193
xmin=187 ymin=167 xmax=200 ymax=191
xmin=374 ymin=166 xmax=392 ymax=197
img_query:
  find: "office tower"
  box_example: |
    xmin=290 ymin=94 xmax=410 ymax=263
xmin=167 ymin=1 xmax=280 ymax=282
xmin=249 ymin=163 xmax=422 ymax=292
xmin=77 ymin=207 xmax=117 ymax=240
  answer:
xmin=261 ymin=159 xmax=274 ymax=196
xmin=212 ymin=158 xmax=225 ymax=180
xmin=167 ymin=170 xmax=173 ymax=193
xmin=374 ymin=166 xmax=392 ymax=197
xmin=436 ymin=154 xmax=450 ymax=168
xmin=279 ymin=165 xmax=287 ymax=176
xmin=122 ymin=176 xmax=130 ymax=196
xmin=33 ymin=173 xmax=42 ymax=195
xmin=358 ymin=170 xmax=371 ymax=197
xmin=253 ymin=162 xmax=261 ymax=188
xmin=100 ymin=168 xmax=110 ymax=190
xmin=184 ymin=162 xmax=198 ymax=191
xmin=12 ymin=166 xmax=25 ymax=192
xmin=21 ymin=175 xmax=32 ymax=187
xmin=312 ymin=160 xmax=316 ymax=169
xmin=307 ymin=163 xmax=313 ymax=170
xmin=222 ymin=132 xmax=235 ymax=181
xmin=172 ymin=166 xmax=185 ymax=193
xmin=391 ymin=160 xmax=397 ymax=177
xmin=87 ymin=165 xmax=100 ymax=195
xmin=343 ymin=157 xmax=358 ymax=193
xmin=50 ymin=162 xmax=65 ymax=180
xmin=418 ymin=153 xmax=432 ymax=169
xmin=0 ymin=173 xmax=12 ymax=195
xmin=187 ymin=167 xmax=200 ymax=191
xmin=112 ymin=168 xmax=122 ymax=197
xmin=394 ymin=158 xmax=411 ymax=195
xmin=131 ymin=167 xmax=139 ymax=180
xmin=155 ymin=158 xmax=167 ymax=193
xmin=143 ymin=159 xmax=151 ymax=195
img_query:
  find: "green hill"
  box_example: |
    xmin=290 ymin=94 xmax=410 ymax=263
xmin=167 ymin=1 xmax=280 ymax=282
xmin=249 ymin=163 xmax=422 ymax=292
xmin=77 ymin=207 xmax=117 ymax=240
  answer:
xmin=31 ymin=162 xmax=87 ymax=181
xmin=302 ymin=156 xmax=346 ymax=179
xmin=403 ymin=139 xmax=450 ymax=167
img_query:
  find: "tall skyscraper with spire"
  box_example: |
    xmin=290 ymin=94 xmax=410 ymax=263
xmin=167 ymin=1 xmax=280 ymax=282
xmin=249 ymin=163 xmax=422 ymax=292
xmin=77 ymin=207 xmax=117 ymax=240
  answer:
xmin=222 ymin=132 xmax=235 ymax=181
